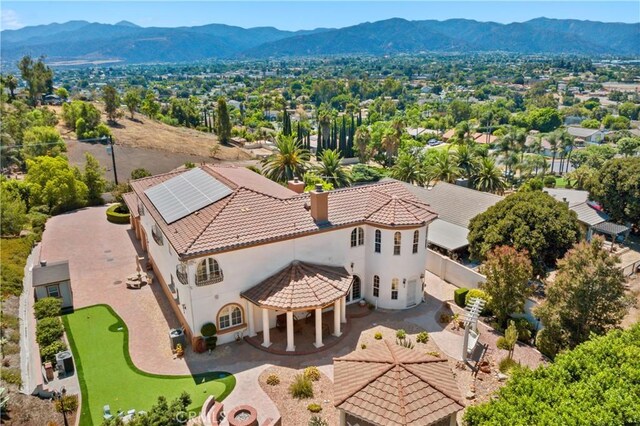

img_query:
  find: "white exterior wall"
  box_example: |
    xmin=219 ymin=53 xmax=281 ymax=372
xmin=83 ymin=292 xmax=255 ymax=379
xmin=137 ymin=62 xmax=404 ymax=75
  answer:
xmin=139 ymin=213 xmax=430 ymax=344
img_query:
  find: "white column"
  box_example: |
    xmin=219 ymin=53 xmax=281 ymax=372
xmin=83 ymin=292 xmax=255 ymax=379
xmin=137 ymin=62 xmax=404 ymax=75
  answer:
xmin=261 ymin=308 xmax=271 ymax=348
xmin=333 ymin=300 xmax=342 ymax=337
xmin=286 ymin=311 xmax=295 ymax=352
xmin=340 ymin=296 xmax=347 ymax=323
xmin=246 ymin=301 xmax=256 ymax=337
xmin=339 ymin=409 xmax=346 ymax=426
xmin=313 ymin=308 xmax=323 ymax=348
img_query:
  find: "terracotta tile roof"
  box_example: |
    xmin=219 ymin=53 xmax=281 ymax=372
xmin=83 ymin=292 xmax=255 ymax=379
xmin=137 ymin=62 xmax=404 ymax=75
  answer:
xmin=240 ymin=261 xmax=351 ymax=310
xmin=334 ymin=341 xmax=464 ymax=426
xmin=121 ymin=192 xmax=140 ymax=218
xmin=129 ymin=165 xmax=437 ymax=258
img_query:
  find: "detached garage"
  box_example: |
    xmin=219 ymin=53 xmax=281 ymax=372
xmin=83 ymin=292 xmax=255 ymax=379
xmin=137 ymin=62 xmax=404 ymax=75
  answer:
xmin=33 ymin=260 xmax=73 ymax=309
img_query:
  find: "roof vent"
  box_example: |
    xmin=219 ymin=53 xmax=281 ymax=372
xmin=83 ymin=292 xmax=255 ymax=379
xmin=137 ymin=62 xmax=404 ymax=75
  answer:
xmin=40 ymin=260 xmax=47 ymax=267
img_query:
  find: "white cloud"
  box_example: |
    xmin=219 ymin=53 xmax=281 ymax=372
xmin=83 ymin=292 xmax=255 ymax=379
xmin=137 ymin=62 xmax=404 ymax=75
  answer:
xmin=1 ymin=9 xmax=24 ymax=30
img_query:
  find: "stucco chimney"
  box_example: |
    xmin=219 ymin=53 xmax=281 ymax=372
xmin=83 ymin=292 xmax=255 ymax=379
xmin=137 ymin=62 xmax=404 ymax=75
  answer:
xmin=310 ymin=184 xmax=329 ymax=223
xmin=287 ymin=177 xmax=305 ymax=194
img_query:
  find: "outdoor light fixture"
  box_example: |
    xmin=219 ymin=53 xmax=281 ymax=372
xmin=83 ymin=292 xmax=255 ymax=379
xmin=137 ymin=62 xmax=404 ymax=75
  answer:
xmin=403 ymin=278 xmax=407 ymax=287
xmin=350 ymin=262 xmax=354 ymax=271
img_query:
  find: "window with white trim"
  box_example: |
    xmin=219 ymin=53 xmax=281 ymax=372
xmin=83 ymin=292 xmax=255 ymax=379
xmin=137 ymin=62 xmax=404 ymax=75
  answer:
xmin=393 ymin=232 xmax=401 ymax=255
xmin=374 ymin=230 xmax=381 ymax=253
xmin=196 ymin=258 xmax=223 ymax=286
xmin=391 ymin=278 xmax=399 ymax=300
xmin=152 ymin=223 xmax=164 ymax=246
xmin=350 ymin=227 xmax=364 ymax=247
xmin=413 ymin=230 xmax=419 ymax=254
xmin=218 ymin=304 xmax=243 ymax=330
xmin=46 ymin=285 xmax=60 ymax=298
xmin=373 ymin=275 xmax=380 ymax=297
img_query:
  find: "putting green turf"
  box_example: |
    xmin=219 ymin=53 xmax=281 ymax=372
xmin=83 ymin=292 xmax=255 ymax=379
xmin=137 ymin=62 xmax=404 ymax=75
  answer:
xmin=63 ymin=305 xmax=235 ymax=425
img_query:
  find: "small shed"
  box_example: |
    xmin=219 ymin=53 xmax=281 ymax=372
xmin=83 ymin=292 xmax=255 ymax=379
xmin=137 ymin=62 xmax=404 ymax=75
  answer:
xmin=32 ymin=260 xmax=73 ymax=309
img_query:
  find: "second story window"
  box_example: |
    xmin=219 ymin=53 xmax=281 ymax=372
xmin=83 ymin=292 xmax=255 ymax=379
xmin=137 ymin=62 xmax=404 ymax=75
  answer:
xmin=350 ymin=227 xmax=364 ymax=247
xmin=394 ymin=232 xmax=401 ymax=255
xmin=176 ymin=262 xmax=188 ymax=285
xmin=196 ymin=258 xmax=224 ymax=286
xmin=152 ymin=223 xmax=164 ymax=246
xmin=413 ymin=230 xmax=419 ymax=254
xmin=374 ymin=230 xmax=381 ymax=253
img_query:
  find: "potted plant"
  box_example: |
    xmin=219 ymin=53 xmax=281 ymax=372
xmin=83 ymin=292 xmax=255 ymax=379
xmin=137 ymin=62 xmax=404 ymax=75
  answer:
xmin=175 ymin=343 xmax=184 ymax=358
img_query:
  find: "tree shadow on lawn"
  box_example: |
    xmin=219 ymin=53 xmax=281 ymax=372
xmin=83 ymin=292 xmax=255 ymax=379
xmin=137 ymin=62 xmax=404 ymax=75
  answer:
xmin=62 ymin=304 xmax=235 ymax=425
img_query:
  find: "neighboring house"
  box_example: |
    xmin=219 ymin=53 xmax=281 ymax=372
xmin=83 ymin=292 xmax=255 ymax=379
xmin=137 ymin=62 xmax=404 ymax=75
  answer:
xmin=389 ymin=180 xmax=503 ymax=253
xmin=32 ymin=260 xmax=73 ymax=309
xmin=472 ymin=132 xmax=498 ymax=144
xmin=124 ymin=166 xmax=437 ymax=349
xmin=564 ymin=115 xmax=587 ymax=126
xmin=333 ymin=340 xmax=463 ymax=426
xmin=567 ymin=126 xmax=605 ymax=144
xmin=441 ymin=129 xmax=456 ymax=142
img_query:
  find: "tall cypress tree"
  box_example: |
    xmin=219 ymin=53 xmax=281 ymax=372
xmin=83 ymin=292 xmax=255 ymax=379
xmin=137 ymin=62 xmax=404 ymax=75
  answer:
xmin=357 ymin=109 xmax=362 ymax=127
xmin=282 ymin=107 xmax=292 ymax=136
xmin=349 ymin=114 xmax=356 ymax=157
xmin=216 ymin=98 xmax=231 ymax=145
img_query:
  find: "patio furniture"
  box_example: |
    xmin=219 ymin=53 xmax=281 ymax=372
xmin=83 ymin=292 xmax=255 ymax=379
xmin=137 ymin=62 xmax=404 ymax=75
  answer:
xmin=103 ymin=405 xmax=113 ymax=420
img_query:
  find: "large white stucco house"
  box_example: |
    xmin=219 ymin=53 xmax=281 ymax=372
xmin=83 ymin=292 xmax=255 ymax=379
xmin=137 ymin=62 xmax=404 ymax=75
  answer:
xmin=123 ymin=165 xmax=437 ymax=351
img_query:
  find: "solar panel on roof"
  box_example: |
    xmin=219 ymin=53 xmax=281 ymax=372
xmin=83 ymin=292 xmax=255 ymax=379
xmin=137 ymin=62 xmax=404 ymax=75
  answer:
xmin=144 ymin=168 xmax=232 ymax=224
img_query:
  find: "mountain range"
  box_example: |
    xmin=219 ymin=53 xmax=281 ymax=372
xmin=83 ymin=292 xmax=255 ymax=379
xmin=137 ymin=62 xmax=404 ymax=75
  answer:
xmin=1 ymin=18 xmax=638 ymax=65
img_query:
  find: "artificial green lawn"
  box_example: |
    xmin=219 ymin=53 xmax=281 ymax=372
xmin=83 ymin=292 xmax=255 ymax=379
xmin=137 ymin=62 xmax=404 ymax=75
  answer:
xmin=63 ymin=305 xmax=235 ymax=425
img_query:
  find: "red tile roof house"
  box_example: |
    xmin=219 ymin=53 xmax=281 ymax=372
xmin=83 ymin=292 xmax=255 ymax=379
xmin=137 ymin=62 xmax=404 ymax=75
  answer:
xmin=124 ymin=165 xmax=437 ymax=352
xmin=334 ymin=340 xmax=464 ymax=426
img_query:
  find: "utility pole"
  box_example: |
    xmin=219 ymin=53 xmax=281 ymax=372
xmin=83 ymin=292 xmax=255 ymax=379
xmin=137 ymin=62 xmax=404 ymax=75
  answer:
xmin=106 ymin=135 xmax=119 ymax=185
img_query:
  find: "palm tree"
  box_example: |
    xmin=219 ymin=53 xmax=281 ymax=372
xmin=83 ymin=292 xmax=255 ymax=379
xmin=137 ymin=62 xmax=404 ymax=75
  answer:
xmin=456 ymin=144 xmax=478 ymax=180
xmin=261 ymin=135 xmax=310 ymax=184
xmin=354 ymin=127 xmax=371 ymax=163
xmin=547 ymin=131 xmax=559 ymax=174
xmin=316 ymin=149 xmax=351 ymax=188
xmin=473 ymin=157 xmax=506 ymax=194
xmin=426 ymin=149 xmax=461 ymax=184
xmin=389 ymin=152 xmax=426 ymax=185
xmin=559 ymin=131 xmax=576 ymax=174
xmin=381 ymin=130 xmax=399 ymax=166
xmin=317 ymin=106 xmax=332 ymax=150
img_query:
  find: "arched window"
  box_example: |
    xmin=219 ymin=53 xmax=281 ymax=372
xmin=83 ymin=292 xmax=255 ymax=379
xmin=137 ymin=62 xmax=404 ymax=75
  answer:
xmin=391 ymin=278 xmax=399 ymax=300
xmin=394 ymin=232 xmax=401 ymax=255
xmin=351 ymin=227 xmax=365 ymax=247
xmin=218 ymin=304 xmax=243 ymax=330
xmin=176 ymin=262 xmax=188 ymax=285
xmin=196 ymin=258 xmax=223 ymax=286
xmin=413 ymin=230 xmax=419 ymax=254
xmin=373 ymin=275 xmax=380 ymax=297
xmin=374 ymin=230 xmax=381 ymax=253
xmin=352 ymin=276 xmax=361 ymax=300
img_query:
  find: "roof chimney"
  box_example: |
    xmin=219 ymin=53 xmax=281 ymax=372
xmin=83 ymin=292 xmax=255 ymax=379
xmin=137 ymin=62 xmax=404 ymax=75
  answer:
xmin=287 ymin=177 xmax=305 ymax=194
xmin=310 ymin=184 xmax=328 ymax=223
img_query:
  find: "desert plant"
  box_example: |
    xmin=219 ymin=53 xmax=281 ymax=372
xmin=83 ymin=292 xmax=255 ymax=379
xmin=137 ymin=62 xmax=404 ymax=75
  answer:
xmin=426 ymin=351 xmax=441 ymax=357
xmin=497 ymin=321 xmax=518 ymax=359
xmin=266 ymin=374 xmax=280 ymax=386
xmin=175 ymin=343 xmax=184 ymax=357
xmin=307 ymin=403 xmax=322 ymax=413
xmin=54 ymin=394 xmax=78 ymax=413
xmin=498 ymin=357 xmax=519 ymax=373
xmin=34 ymin=297 xmax=62 ymax=320
xmin=304 ymin=366 xmax=321 ymax=382
xmin=309 ymin=416 xmax=329 ymax=426
xmin=374 ymin=332 xmax=383 ymax=340
xmin=289 ymin=374 xmax=314 ymax=399
xmin=439 ymin=313 xmax=452 ymax=324
xmin=396 ymin=329 xmax=407 ymax=340
xmin=416 ymin=331 xmax=429 ymax=344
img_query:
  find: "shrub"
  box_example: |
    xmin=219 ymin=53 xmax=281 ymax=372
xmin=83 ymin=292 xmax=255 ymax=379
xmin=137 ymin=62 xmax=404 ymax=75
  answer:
xmin=498 ymin=357 xmax=519 ymax=373
xmin=1 ymin=367 xmax=22 ymax=385
xmin=454 ymin=288 xmax=469 ymax=307
xmin=416 ymin=331 xmax=429 ymax=344
xmin=396 ymin=329 xmax=407 ymax=340
xmin=130 ymin=168 xmax=151 ymax=180
xmin=309 ymin=416 xmax=329 ymax=426
xmin=426 ymin=351 xmax=441 ymax=357
xmin=304 ymin=366 xmax=321 ymax=382
xmin=512 ymin=318 xmax=533 ymax=342
xmin=360 ymin=343 xmax=367 ymax=349
xmin=34 ymin=297 xmax=62 ymax=320
xmin=36 ymin=317 xmax=64 ymax=347
xmin=439 ymin=313 xmax=452 ymax=323
xmin=54 ymin=394 xmax=79 ymax=413
xmin=200 ymin=322 xmax=218 ymax=350
xmin=374 ymin=332 xmax=383 ymax=340
xmin=266 ymin=374 xmax=280 ymax=386
xmin=29 ymin=212 xmax=49 ymax=235
xmin=543 ymin=175 xmax=557 ymax=188
xmin=1 ymin=313 xmax=19 ymax=330
xmin=289 ymin=374 xmax=313 ymax=399
xmin=184 ymin=162 xmax=196 ymax=169
xmin=40 ymin=340 xmax=67 ymax=364
xmin=106 ymin=204 xmax=130 ymax=224
xmin=307 ymin=403 xmax=322 ymax=413
xmin=465 ymin=289 xmax=491 ymax=314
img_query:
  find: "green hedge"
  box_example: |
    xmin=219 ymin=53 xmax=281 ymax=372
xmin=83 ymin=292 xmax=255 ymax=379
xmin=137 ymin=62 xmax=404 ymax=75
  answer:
xmin=106 ymin=204 xmax=130 ymax=224
xmin=454 ymin=288 xmax=469 ymax=307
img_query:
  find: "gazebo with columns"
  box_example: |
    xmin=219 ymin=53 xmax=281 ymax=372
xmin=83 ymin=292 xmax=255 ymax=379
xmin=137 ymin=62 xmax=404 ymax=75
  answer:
xmin=241 ymin=261 xmax=352 ymax=352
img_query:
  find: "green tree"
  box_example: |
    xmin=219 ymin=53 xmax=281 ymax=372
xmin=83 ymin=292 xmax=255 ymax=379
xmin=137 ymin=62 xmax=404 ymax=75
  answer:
xmin=141 ymin=91 xmax=160 ymax=118
xmin=456 ymin=143 xmax=478 ymax=179
xmin=426 ymin=149 xmax=461 ymax=184
xmin=123 ymin=88 xmax=142 ymax=119
xmin=55 ymin=87 xmax=69 ymax=100
xmin=83 ymin=153 xmax=106 ymax=205
xmin=25 ymin=156 xmax=88 ymax=213
xmin=527 ymin=108 xmax=562 ymax=133
xmin=216 ymin=98 xmax=232 ymax=145
xmin=468 ymin=191 xmax=581 ymax=275
xmin=18 ymin=55 xmax=53 ymax=106
xmin=480 ymin=246 xmax=533 ymax=326
xmin=130 ymin=168 xmax=152 ymax=180
xmin=566 ymin=165 xmax=597 ymax=190
xmin=618 ymin=101 xmax=640 ymax=120
xmin=102 ymin=85 xmax=120 ymax=123
xmin=587 ymin=157 xmax=640 ymax=227
xmin=22 ymin=126 xmax=66 ymax=158
xmin=354 ymin=126 xmax=371 ymax=163
xmin=534 ymin=238 xmax=629 ymax=358
xmin=616 ymin=137 xmax=640 ymax=157
xmin=473 ymin=157 xmax=506 ymax=194
xmin=3 ymin=74 xmax=18 ymax=100
xmin=315 ymin=149 xmax=351 ymax=188
xmin=447 ymin=99 xmax=472 ymax=124
xmin=496 ymin=321 xmax=518 ymax=359
xmin=261 ymin=135 xmax=310 ymax=183
xmin=104 ymin=392 xmax=192 ymax=426
xmin=389 ymin=151 xmax=426 ymax=185
xmin=464 ymin=324 xmax=640 ymax=425
xmin=0 ymin=189 xmax=28 ymax=235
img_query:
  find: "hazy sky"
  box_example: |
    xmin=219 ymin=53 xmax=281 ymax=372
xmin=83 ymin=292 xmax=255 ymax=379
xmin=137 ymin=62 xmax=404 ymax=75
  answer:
xmin=2 ymin=1 xmax=639 ymax=31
